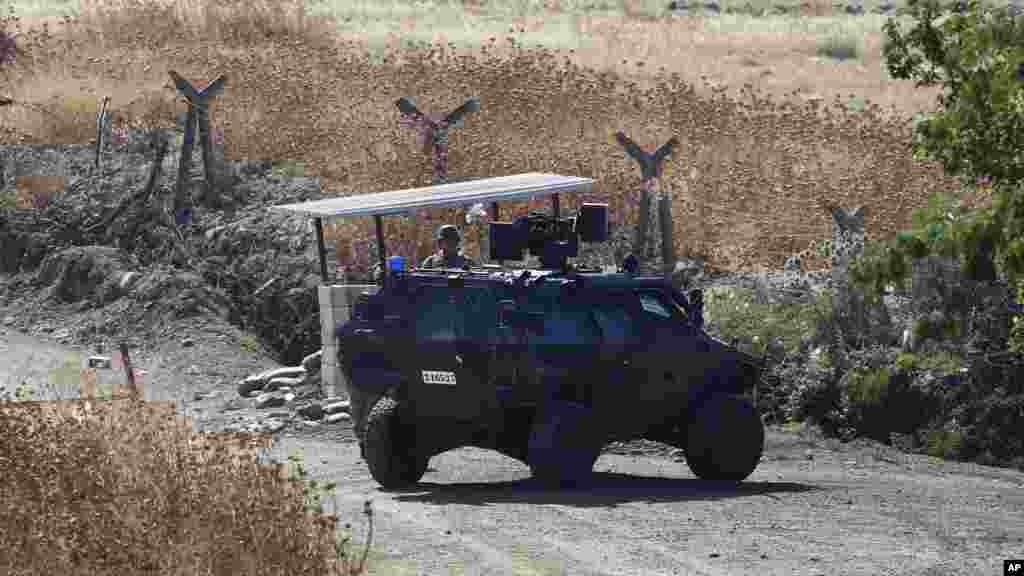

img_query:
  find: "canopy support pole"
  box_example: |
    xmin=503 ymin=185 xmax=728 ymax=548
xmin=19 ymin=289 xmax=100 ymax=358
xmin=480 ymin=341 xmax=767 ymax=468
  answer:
xmin=314 ymin=217 xmax=328 ymax=284
xmin=375 ymin=215 xmax=387 ymax=285
xmin=490 ymin=202 xmax=501 ymax=266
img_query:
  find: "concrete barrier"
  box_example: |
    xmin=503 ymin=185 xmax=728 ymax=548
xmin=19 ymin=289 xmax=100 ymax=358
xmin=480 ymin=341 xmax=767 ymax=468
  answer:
xmin=318 ymin=284 xmax=378 ymax=398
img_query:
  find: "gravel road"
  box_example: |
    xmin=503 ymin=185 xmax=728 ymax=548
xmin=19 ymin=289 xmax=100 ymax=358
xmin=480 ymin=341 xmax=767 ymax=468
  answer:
xmin=3 ymin=325 xmax=1023 ymax=576
xmin=269 ymin=433 xmax=1024 ymax=576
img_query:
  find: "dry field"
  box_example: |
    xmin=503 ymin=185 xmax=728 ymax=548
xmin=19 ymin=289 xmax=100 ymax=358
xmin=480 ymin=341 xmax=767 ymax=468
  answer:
xmin=0 ymin=393 xmax=372 ymax=575
xmin=0 ymin=0 xmax=993 ymax=273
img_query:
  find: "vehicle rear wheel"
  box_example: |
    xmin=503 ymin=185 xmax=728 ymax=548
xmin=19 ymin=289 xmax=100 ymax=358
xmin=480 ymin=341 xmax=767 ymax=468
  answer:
xmin=684 ymin=394 xmax=764 ymax=482
xmin=527 ymin=401 xmax=602 ymax=488
xmin=363 ymin=397 xmax=429 ymax=489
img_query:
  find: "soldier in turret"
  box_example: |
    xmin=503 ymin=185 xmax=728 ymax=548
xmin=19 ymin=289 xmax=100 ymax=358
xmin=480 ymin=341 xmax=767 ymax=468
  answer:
xmin=420 ymin=224 xmax=476 ymax=269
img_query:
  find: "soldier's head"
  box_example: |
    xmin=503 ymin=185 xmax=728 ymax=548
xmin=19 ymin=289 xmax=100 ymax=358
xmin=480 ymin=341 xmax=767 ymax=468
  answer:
xmin=436 ymin=225 xmax=461 ymax=257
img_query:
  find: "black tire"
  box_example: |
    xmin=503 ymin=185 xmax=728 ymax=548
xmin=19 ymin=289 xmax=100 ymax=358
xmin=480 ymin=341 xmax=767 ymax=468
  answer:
xmin=684 ymin=394 xmax=764 ymax=482
xmin=363 ymin=397 xmax=429 ymax=489
xmin=527 ymin=401 xmax=602 ymax=488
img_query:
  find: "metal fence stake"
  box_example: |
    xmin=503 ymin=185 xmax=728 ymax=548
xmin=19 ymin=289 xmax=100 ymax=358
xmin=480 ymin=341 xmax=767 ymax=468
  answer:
xmin=168 ymin=71 xmax=227 ymax=223
xmin=616 ymin=131 xmax=679 ymax=282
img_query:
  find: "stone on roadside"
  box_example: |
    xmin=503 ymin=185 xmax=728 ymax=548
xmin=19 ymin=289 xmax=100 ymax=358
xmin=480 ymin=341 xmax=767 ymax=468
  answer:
xmin=265 ymin=376 xmax=304 ymax=392
xmin=261 ymin=418 xmax=287 ymax=434
xmin=323 ymin=400 xmax=351 ymax=415
xmin=301 ymin=349 xmax=323 ymax=373
xmin=298 ymin=403 xmax=324 ymax=421
xmin=246 ymin=366 xmax=306 ymax=385
xmin=325 ymin=412 xmax=351 ymax=424
xmin=238 ymin=379 xmax=264 ymax=397
xmin=254 ymin=392 xmax=287 ymax=409
xmin=221 ymin=397 xmax=247 ymax=412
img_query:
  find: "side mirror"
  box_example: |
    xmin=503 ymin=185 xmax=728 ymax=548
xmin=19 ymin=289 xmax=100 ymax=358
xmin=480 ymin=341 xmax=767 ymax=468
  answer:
xmin=688 ymin=288 xmax=704 ymax=330
xmin=688 ymin=288 xmax=703 ymax=309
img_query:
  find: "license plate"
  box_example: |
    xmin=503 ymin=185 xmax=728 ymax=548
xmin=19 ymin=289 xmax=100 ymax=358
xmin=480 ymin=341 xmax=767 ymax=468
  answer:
xmin=422 ymin=370 xmax=457 ymax=386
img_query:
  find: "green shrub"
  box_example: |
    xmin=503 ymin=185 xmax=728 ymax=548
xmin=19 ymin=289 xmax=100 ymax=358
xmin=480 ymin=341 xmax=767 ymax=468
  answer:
xmin=239 ymin=333 xmax=260 ymax=353
xmin=271 ymin=159 xmax=307 ymax=177
xmin=894 ymin=349 xmax=964 ymax=374
xmin=0 ymin=189 xmax=16 ymax=209
xmin=845 ymin=365 xmax=889 ymax=405
xmin=1011 ymin=280 xmax=1024 ymax=354
xmin=924 ymin=429 xmax=962 ymax=460
xmin=702 ymin=286 xmax=828 ymax=360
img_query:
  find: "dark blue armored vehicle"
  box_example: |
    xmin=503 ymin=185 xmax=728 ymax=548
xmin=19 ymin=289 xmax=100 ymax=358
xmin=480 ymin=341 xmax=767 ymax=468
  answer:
xmin=276 ymin=174 xmax=765 ymax=489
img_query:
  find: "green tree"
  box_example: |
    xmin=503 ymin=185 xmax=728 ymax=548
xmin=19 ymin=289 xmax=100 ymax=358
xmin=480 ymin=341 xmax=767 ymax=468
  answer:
xmin=863 ymin=0 xmax=1024 ymax=290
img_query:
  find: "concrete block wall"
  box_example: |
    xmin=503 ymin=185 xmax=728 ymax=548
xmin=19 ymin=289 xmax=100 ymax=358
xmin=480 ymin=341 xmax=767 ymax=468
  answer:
xmin=318 ymin=284 xmax=377 ymax=399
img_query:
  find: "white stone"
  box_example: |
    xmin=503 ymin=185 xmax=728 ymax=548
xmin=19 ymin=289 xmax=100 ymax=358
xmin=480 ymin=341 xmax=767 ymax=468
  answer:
xmin=244 ymin=366 xmax=306 ymax=385
xmin=325 ymin=412 xmax=351 ymax=424
xmin=265 ymin=376 xmax=304 ymax=391
xmin=323 ymin=400 xmax=351 ymax=414
xmin=301 ymin=349 xmax=323 ymax=372
xmin=254 ymin=393 xmax=286 ymax=409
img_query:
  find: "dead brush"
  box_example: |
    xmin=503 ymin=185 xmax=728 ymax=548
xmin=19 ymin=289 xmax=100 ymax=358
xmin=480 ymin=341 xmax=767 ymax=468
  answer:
xmin=0 ymin=397 xmax=373 ymax=575
xmin=0 ymin=0 xmax=992 ymax=276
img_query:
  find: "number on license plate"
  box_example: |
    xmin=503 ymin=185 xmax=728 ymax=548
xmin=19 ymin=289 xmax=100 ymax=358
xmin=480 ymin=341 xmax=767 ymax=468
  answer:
xmin=422 ymin=370 xmax=457 ymax=386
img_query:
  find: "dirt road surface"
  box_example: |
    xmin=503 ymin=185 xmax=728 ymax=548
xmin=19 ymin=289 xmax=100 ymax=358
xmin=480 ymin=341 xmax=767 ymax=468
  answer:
xmin=270 ymin=434 xmax=1024 ymax=576
xmin=3 ymin=326 xmax=1023 ymax=575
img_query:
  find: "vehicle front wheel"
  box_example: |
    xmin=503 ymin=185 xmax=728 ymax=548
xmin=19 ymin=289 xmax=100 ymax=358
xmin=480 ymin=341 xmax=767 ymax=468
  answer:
xmin=363 ymin=397 xmax=429 ymax=489
xmin=683 ymin=394 xmax=764 ymax=482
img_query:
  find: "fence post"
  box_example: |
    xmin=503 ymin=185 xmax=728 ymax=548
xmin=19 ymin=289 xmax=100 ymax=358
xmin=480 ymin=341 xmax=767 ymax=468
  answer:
xmin=119 ymin=341 xmax=139 ymax=398
xmin=615 ymin=131 xmax=679 ymax=281
xmin=396 ymin=96 xmax=480 ymax=263
xmin=94 ymin=96 xmax=111 ymax=174
xmin=168 ymin=71 xmax=227 ymax=223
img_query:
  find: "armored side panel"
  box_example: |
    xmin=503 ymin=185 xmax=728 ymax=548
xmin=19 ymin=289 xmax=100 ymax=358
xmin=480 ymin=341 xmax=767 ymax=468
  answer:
xmin=320 ymin=284 xmax=378 ymax=398
xmin=401 ymin=279 xmax=507 ymax=425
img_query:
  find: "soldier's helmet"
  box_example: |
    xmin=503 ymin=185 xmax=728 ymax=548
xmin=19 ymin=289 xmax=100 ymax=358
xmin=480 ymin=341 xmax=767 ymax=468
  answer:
xmin=436 ymin=224 xmax=461 ymax=242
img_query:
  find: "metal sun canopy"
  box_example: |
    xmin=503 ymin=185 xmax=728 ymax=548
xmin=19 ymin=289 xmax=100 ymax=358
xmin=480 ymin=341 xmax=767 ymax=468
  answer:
xmin=268 ymin=173 xmax=595 ymax=282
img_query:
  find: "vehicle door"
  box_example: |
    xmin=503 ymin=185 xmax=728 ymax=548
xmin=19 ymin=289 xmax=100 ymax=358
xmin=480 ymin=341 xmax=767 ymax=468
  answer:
xmin=523 ymin=286 xmax=602 ymax=408
xmin=588 ymin=290 xmax=655 ymax=438
xmin=407 ymin=284 xmax=500 ymax=424
xmin=629 ymin=288 xmax=705 ymax=418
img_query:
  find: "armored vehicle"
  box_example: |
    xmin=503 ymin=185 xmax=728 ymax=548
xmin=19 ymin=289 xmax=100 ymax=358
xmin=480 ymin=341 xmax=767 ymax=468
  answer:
xmin=273 ymin=174 xmax=765 ymax=489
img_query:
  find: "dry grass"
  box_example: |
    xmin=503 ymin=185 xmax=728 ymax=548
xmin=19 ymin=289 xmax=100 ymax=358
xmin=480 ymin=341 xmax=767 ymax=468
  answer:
xmin=0 ymin=394 xmax=372 ymax=575
xmin=2 ymin=0 xmax=992 ymax=275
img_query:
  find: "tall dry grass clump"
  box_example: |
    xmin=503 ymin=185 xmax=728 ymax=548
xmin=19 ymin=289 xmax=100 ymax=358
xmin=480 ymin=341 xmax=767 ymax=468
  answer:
xmin=0 ymin=398 xmax=370 ymax=575
xmin=1 ymin=0 xmax=991 ymax=275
